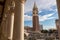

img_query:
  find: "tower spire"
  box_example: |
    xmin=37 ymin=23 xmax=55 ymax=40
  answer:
xmin=33 ymin=2 xmax=38 ymax=9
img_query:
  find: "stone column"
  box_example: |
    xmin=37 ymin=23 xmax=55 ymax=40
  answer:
xmin=55 ymin=19 xmax=60 ymax=40
xmin=13 ymin=0 xmax=25 ymax=40
xmin=56 ymin=0 xmax=60 ymax=19
xmin=7 ymin=13 xmax=14 ymax=40
xmin=10 ymin=13 xmax=14 ymax=40
xmin=0 ymin=0 xmax=11 ymax=40
xmin=7 ymin=1 xmax=15 ymax=40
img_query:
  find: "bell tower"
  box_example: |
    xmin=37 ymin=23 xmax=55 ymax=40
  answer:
xmin=33 ymin=2 xmax=39 ymax=31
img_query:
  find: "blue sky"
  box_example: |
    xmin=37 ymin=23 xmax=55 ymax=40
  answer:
xmin=24 ymin=0 xmax=59 ymax=29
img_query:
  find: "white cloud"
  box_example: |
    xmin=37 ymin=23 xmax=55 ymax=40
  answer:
xmin=25 ymin=0 xmax=56 ymax=13
xmin=24 ymin=13 xmax=55 ymax=21
xmin=49 ymin=8 xmax=58 ymax=12
xmin=54 ymin=9 xmax=58 ymax=12
xmin=43 ymin=13 xmax=54 ymax=18
xmin=39 ymin=17 xmax=55 ymax=21
xmin=36 ymin=0 xmax=56 ymax=10
xmin=24 ymin=15 xmax=32 ymax=21
xmin=39 ymin=13 xmax=55 ymax=21
xmin=38 ymin=11 xmax=42 ymax=13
